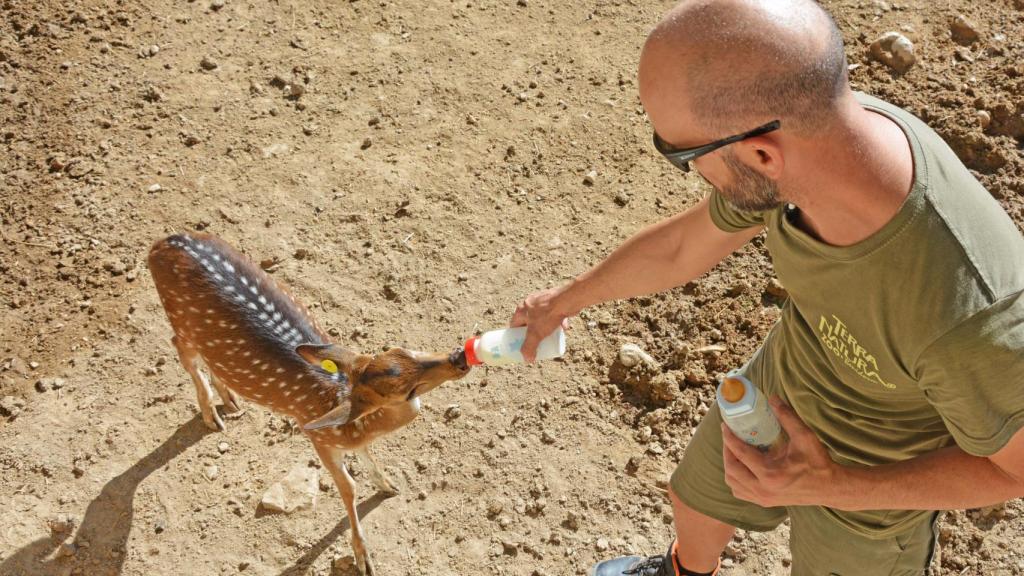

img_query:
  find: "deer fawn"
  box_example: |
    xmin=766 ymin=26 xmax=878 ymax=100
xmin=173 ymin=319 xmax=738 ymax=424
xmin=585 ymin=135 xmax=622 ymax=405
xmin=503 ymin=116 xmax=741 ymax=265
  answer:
xmin=148 ymin=232 xmax=471 ymax=575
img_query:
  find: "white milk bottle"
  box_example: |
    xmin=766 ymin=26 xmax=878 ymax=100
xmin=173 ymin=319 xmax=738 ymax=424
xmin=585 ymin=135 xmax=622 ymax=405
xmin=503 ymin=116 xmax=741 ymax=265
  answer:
xmin=716 ymin=372 xmax=784 ymax=453
xmin=464 ymin=326 xmax=566 ymax=366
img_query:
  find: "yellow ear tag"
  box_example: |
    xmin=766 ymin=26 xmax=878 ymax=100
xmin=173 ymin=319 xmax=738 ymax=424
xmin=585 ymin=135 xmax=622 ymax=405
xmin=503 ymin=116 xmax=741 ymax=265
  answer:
xmin=320 ymin=359 xmax=338 ymax=374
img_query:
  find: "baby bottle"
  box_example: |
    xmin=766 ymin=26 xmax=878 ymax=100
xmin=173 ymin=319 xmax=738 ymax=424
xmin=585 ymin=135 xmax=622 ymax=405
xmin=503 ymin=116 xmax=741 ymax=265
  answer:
xmin=716 ymin=372 xmax=784 ymax=453
xmin=464 ymin=326 xmax=566 ymax=366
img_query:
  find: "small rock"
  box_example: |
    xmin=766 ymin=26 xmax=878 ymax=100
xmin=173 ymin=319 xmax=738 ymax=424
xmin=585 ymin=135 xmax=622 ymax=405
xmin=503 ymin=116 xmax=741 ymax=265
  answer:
xmin=726 ymin=281 xmax=750 ymax=297
xmin=444 ymin=404 xmax=461 ymax=420
xmin=595 ymin=538 xmax=609 ymax=552
xmin=765 ymin=278 xmax=788 ymax=299
xmin=417 ymin=490 xmax=428 ymax=500
xmin=147 ymin=45 xmax=160 ymax=57
xmin=59 ymin=542 xmax=77 ymax=557
xmin=0 ymin=395 xmax=25 ymax=418
xmin=238 ymin=560 xmax=251 ymax=571
xmin=614 ymin=192 xmax=629 ymax=206
xmin=456 ymin=273 xmax=469 ymax=282
xmin=35 ymin=378 xmax=65 ymax=393
xmin=869 ymin=32 xmax=916 ymax=72
xmin=217 ymin=441 xmax=230 ymax=454
xmin=618 ymin=343 xmax=657 ymax=369
xmin=583 ymin=170 xmax=597 ymax=186
xmin=200 ymin=55 xmax=219 ymax=71
xmin=293 ymin=248 xmax=310 ymax=260
xmin=147 ymin=183 xmax=162 ymax=193
xmin=541 ymin=430 xmax=556 ymax=444
xmin=261 ymin=143 xmax=290 ymax=158
xmin=47 ymin=514 xmax=76 ymax=536
xmin=260 ymin=465 xmax=319 ymax=513
xmin=360 ymin=137 xmax=373 ymax=150
xmin=517 ymin=0 xmax=527 ymax=6
xmin=204 ymin=465 xmax=219 ymax=480
xmin=950 ymin=15 xmax=980 ymax=45
xmin=977 ymin=110 xmax=991 ymax=130
xmin=210 ymin=0 xmax=225 ymax=9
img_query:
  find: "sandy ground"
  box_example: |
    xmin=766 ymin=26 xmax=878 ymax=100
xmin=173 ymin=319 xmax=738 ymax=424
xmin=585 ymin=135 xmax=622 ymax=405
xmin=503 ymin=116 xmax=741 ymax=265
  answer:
xmin=1 ymin=0 xmax=1023 ymax=575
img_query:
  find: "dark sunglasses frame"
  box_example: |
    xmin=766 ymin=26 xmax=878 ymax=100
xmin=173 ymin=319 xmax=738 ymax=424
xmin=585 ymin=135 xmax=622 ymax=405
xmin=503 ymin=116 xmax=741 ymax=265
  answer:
xmin=653 ymin=119 xmax=781 ymax=173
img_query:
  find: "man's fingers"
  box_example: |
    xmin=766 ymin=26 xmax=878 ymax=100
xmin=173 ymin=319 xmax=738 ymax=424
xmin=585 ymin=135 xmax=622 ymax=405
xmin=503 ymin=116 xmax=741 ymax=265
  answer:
xmin=509 ymin=304 xmax=529 ymax=328
xmin=721 ymin=424 xmax=764 ymax=476
xmin=769 ymin=397 xmax=810 ymax=439
xmin=723 ymin=440 xmax=758 ymax=490
xmin=520 ymin=330 xmax=542 ymax=363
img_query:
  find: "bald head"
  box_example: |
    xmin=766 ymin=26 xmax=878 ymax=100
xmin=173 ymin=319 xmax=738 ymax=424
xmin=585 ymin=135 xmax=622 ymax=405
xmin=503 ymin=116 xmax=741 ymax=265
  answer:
xmin=640 ymin=0 xmax=848 ymax=140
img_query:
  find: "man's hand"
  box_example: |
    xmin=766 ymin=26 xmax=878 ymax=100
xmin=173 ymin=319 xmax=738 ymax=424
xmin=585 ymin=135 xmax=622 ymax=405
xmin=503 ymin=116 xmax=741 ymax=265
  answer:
xmin=722 ymin=397 xmax=840 ymax=508
xmin=509 ymin=286 xmax=573 ymax=362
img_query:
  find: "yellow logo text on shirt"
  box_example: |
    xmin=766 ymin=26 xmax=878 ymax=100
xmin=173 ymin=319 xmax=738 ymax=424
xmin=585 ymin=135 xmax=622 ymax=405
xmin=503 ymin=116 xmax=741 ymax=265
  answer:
xmin=818 ymin=315 xmax=896 ymax=390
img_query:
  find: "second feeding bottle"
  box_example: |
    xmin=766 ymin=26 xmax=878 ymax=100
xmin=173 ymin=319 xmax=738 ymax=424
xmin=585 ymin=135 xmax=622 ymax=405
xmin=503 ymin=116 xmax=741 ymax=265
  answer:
xmin=716 ymin=371 xmax=785 ymax=453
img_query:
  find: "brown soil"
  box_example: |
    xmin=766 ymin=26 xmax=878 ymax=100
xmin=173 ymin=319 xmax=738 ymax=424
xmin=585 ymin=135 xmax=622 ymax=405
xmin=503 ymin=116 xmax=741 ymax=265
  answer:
xmin=1 ymin=1 xmax=1022 ymax=575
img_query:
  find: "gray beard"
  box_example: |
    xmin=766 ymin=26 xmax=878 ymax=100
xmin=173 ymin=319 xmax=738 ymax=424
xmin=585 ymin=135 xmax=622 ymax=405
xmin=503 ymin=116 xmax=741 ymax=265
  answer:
xmin=718 ymin=151 xmax=784 ymax=212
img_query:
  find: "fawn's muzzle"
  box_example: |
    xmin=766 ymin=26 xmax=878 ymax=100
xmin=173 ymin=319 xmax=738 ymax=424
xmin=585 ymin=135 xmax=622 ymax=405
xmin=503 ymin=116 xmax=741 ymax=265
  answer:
xmin=450 ymin=348 xmax=469 ymax=372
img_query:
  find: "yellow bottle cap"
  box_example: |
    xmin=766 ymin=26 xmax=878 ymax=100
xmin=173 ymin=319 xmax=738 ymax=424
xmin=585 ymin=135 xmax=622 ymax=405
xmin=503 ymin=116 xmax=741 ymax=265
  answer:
xmin=721 ymin=377 xmax=747 ymax=403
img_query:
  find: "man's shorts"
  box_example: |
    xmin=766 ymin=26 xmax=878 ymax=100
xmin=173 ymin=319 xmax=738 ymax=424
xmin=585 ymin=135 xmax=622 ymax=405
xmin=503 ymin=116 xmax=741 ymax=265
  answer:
xmin=670 ymin=402 xmax=940 ymax=576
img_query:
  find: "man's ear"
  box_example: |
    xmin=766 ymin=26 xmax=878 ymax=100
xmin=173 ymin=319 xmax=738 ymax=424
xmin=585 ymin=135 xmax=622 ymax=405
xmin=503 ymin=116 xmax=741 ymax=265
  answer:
xmin=302 ymin=389 xmax=376 ymax=431
xmin=737 ymin=135 xmax=785 ymax=179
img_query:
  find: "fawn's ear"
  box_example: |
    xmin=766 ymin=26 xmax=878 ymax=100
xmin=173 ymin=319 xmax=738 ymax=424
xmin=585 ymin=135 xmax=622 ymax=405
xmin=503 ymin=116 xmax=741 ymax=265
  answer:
xmin=295 ymin=343 xmax=361 ymax=382
xmin=302 ymin=389 xmax=376 ymax=431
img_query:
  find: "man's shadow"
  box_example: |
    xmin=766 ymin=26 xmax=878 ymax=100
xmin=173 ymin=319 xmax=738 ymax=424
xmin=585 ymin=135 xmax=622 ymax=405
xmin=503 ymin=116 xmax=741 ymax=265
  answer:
xmin=0 ymin=414 xmax=213 ymax=576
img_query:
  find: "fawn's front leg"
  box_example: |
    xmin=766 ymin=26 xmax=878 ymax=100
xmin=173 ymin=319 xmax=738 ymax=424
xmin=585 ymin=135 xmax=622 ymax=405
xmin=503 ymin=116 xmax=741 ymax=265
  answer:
xmin=313 ymin=443 xmax=374 ymax=575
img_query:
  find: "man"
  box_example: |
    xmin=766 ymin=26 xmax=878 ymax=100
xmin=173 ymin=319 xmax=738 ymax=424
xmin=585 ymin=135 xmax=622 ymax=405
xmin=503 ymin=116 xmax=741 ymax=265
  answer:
xmin=509 ymin=0 xmax=1024 ymax=574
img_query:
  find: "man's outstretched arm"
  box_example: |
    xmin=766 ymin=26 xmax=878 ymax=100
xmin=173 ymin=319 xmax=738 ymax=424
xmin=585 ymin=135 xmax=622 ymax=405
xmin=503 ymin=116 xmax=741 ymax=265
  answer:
xmin=511 ymin=196 xmax=762 ymax=360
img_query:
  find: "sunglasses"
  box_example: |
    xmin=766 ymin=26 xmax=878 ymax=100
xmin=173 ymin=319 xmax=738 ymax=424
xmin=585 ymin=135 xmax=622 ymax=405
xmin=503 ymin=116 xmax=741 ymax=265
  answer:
xmin=653 ymin=120 xmax=781 ymax=173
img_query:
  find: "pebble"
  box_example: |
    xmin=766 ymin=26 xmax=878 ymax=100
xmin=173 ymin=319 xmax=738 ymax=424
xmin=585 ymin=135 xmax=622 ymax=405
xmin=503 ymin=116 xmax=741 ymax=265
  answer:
xmin=48 ymin=514 xmax=76 ymax=535
xmin=360 ymin=137 xmax=373 ymax=150
xmin=210 ymin=0 xmax=225 ymax=9
xmin=541 ymin=430 xmax=557 ymax=444
xmin=35 ymin=377 xmax=65 ymax=392
xmin=618 ymin=343 xmax=657 ymax=369
xmin=950 ymin=15 xmax=980 ymax=45
xmin=217 ymin=441 xmax=230 ymax=454
xmin=0 ymin=396 xmax=25 ymax=418
xmin=977 ymin=110 xmax=991 ymax=129
xmin=869 ymin=32 xmax=916 ymax=72
xmin=614 ymin=192 xmax=629 ymax=206
xmin=204 ymin=465 xmax=219 ymax=480
xmin=260 ymin=465 xmax=319 ymax=513
xmin=765 ymin=277 xmax=788 ymax=299
xmin=583 ymin=170 xmax=597 ymax=186
xmin=147 ymin=183 xmax=162 ymax=193
xmin=444 ymin=404 xmax=462 ymax=420
xmin=200 ymin=55 xmax=219 ymax=71
xmin=595 ymin=538 xmax=609 ymax=552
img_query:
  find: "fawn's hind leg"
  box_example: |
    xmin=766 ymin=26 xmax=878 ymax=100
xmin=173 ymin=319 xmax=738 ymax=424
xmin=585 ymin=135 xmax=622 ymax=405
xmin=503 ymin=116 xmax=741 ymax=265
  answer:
xmin=171 ymin=335 xmax=224 ymax=431
xmin=314 ymin=443 xmax=374 ymax=575
xmin=209 ymin=373 xmax=242 ymax=414
xmin=355 ymin=447 xmax=399 ymax=496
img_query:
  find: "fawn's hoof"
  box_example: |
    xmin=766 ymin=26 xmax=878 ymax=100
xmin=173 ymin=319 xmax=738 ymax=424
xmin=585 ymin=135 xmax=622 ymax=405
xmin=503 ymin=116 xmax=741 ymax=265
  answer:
xmin=203 ymin=411 xmax=226 ymax=432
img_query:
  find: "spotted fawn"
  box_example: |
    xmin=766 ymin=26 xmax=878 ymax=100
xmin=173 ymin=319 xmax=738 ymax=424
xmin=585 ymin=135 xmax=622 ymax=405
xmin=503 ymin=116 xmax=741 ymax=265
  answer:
xmin=148 ymin=232 xmax=471 ymax=575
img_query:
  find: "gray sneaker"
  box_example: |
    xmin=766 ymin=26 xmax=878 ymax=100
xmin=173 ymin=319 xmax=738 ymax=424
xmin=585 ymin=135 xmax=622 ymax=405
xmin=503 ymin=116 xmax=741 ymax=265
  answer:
xmin=589 ymin=541 xmax=676 ymax=576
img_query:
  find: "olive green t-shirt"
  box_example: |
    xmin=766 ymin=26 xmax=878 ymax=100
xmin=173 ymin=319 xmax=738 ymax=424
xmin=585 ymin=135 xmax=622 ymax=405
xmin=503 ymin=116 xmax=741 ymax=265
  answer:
xmin=709 ymin=92 xmax=1024 ymax=538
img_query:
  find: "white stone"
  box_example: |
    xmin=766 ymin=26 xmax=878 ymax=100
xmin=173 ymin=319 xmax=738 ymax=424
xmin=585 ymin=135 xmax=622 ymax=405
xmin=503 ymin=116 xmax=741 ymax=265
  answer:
xmin=618 ymin=343 xmax=657 ymax=369
xmin=869 ymin=32 xmax=916 ymax=72
xmin=260 ymin=465 xmax=318 ymax=513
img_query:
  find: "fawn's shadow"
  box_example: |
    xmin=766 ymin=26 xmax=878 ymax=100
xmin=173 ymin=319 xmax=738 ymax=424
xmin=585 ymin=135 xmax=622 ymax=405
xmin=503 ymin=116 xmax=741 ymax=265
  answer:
xmin=0 ymin=414 xmax=213 ymax=576
xmin=276 ymin=492 xmax=389 ymax=576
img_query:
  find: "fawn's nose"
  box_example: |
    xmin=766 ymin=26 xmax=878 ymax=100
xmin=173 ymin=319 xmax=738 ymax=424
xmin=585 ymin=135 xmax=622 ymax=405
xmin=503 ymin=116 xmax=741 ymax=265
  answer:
xmin=449 ymin=348 xmax=469 ymax=371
